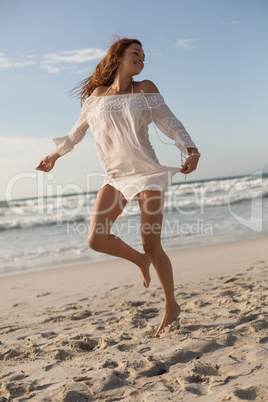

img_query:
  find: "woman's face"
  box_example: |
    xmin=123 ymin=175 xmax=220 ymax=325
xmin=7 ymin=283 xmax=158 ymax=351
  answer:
xmin=118 ymin=43 xmax=145 ymax=76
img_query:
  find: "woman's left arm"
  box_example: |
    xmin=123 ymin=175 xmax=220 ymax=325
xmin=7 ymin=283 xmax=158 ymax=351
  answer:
xmin=149 ymin=91 xmax=200 ymax=175
xmin=180 ymin=148 xmax=200 ymax=174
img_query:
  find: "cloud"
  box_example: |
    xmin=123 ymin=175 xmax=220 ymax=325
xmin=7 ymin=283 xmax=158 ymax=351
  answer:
xmin=0 ymin=48 xmax=107 ymax=73
xmin=40 ymin=48 xmax=107 ymax=73
xmin=0 ymin=53 xmax=13 ymax=69
xmin=0 ymin=52 xmax=37 ymax=69
xmin=14 ymin=61 xmax=37 ymax=67
xmin=44 ymin=48 xmax=106 ymax=63
xmin=221 ymin=20 xmax=239 ymax=26
xmin=174 ymin=39 xmax=199 ymax=49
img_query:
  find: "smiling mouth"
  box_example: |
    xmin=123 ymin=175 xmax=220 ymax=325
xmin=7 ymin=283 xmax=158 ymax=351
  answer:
xmin=134 ymin=62 xmax=142 ymax=68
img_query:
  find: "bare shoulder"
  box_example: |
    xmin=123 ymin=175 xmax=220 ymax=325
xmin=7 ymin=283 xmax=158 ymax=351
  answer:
xmin=136 ymin=80 xmax=159 ymax=93
xmin=91 ymin=86 xmax=109 ymax=97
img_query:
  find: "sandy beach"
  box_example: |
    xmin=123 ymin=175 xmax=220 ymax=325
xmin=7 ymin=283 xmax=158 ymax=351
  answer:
xmin=1 ymin=237 xmax=268 ymax=401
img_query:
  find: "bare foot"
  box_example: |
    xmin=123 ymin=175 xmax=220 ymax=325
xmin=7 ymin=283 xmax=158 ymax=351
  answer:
xmin=155 ymin=302 xmax=181 ymax=337
xmin=139 ymin=253 xmax=151 ymax=288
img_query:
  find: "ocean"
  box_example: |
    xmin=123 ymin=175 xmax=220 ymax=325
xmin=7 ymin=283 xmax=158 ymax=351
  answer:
xmin=1 ymin=173 xmax=267 ymax=277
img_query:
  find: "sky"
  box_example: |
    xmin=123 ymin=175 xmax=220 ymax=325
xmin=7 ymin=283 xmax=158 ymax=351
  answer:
xmin=0 ymin=0 xmax=268 ymax=200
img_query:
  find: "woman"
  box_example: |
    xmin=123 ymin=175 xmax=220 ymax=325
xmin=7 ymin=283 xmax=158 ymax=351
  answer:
xmin=36 ymin=38 xmax=200 ymax=337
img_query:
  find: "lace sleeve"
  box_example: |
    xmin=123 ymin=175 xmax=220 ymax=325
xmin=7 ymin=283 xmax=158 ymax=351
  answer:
xmin=150 ymin=94 xmax=197 ymax=155
xmin=52 ymin=98 xmax=92 ymax=156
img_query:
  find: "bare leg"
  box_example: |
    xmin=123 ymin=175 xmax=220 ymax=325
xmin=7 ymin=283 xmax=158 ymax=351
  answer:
xmin=138 ymin=190 xmax=181 ymax=336
xmin=88 ymin=184 xmax=151 ymax=287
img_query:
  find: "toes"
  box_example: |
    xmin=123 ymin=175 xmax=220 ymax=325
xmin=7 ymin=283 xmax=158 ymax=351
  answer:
xmin=155 ymin=328 xmax=162 ymax=337
xmin=155 ymin=322 xmax=165 ymax=337
xmin=143 ymin=280 xmax=150 ymax=288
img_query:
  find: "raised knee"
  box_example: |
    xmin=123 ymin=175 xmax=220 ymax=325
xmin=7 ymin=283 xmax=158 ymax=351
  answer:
xmin=88 ymin=234 xmax=103 ymax=252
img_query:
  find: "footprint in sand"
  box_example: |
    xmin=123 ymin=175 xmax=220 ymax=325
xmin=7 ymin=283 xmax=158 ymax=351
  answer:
xmin=44 ymin=335 xmax=102 ymax=361
xmin=46 ymin=384 xmax=93 ymax=402
xmin=259 ymin=336 xmax=268 ymax=344
xmin=138 ymin=360 xmax=167 ymax=377
xmin=41 ymin=331 xmax=58 ymax=339
xmin=0 ymin=325 xmax=20 ymax=335
xmin=170 ymin=350 xmax=200 ymax=364
xmin=125 ymin=313 xmax=148 ymax=329
xmin=138 ymin=346 xmax=151 ymax=353
xmin=0 ymin=379 xmax=32 ymax=400
xmin=70 ymin=335 xmax=100 ymax=352
xmin=183 ymin=361 xmax=232 ymax=392
xmin=217 ymin=333 xmax=238 ymax=347
xmin=69 ymin=309 xmax=92 ymax=320
xmin=95 ymin=325 xmax=106 ymax=330
xmin=118 ymin=300 xmax=147 ymax=309
xmin=247 ymin=317 xmax=268 ymax=333
xmin=42 ymin=315 xmax=67 ymax=324
xmin=101 ymin=359 xmax=119 ymax=369
xmin=0 ymin=347 xmax=33 ymax=361
xmin=169 ymin=339 xmax=222 ymax=365
xmin=118 ymin=343 xmax=137 ymax=352
xmin=50 ymin=348 xmax=74 ymax=361
xmin=189 ymin=361 xmax=224 ymax=377
xmin=136 ymin=307 xmax=159 ymax=319
xmin=43 ymin=362 xmax=57 ymax=371
xmin=222 ymin=385 xmax=268 ymax=401
xmin=237 ymin=313 xmax=260 ymax=324
xmin=0 ymin=373 xmax=55 ymax=401
xmin=57 ymin=303 xmax=83 ymax=312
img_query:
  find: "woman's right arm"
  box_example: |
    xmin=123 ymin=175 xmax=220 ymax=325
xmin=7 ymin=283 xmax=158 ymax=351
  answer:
xmin=36 ymin=98 xmax=92 ymax=172
xmin=36 ymin=150 xmax=61 ymax=172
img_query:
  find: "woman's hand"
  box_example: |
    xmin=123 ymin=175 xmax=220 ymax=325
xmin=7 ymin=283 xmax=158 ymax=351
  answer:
xmin=180 ymin=154 xmax=200 ymax=175
xmin=36 ymin=152 xmax=59 ymax=172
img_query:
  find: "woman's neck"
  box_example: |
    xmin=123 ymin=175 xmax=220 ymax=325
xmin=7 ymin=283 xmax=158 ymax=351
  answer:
xmin=111 ymin=74 xmax=133 ymax=94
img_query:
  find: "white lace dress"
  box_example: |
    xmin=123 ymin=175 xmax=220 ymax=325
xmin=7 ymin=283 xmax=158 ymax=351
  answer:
xmin=53 ymin=90 xmax=197 ymax=202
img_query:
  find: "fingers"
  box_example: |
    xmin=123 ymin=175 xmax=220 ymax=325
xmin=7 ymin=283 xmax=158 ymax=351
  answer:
xmin=36 ymin=162 xmax=46 ymax=170
xmin=36 ymin=163 xmax=45 ymax=170
xmin=180 ymin=155 xmax=199 ymax=175
xmin=36 ymin=160 xmax=45 ymax=168
xmin=36 ymin=161 xmax=50 ymax=171
xmin=180 ymin=162 xmax=191 ymax=174
xmin=180 ymin=163 xmax=187 ymax=173
xmin=181 ymin=167 xmax=191 ymax=174
xmin=180 ymin=163 xmax=196 ymax=175
xmin=36 ymin=156 xmax=51 ymax=171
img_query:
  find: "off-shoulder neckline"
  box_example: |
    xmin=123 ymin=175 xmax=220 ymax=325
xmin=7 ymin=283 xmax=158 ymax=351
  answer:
xmin=90 ymin=92 xmax=161 ymax=99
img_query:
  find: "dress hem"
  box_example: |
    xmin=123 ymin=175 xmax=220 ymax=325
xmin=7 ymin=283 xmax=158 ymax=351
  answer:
xmin=99 ymin=166 xmax=181 ymax=203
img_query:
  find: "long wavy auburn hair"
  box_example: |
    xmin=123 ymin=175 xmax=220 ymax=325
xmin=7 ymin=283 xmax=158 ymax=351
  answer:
xmin=73 ymin=37 xmax=142 ymax=106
